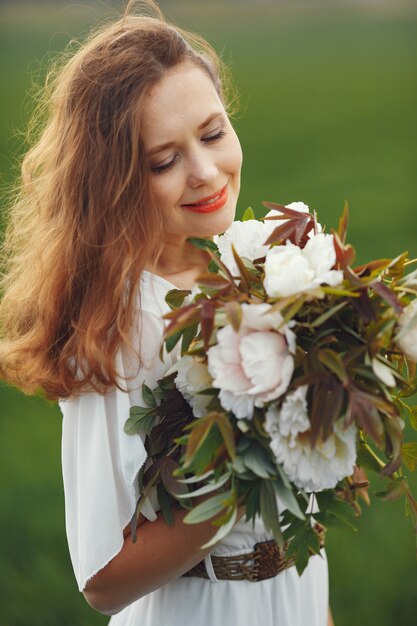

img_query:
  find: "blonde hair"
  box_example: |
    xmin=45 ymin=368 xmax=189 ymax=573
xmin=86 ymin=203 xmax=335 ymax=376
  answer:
xmin=0 ymin=1 xmax=235 ymax=400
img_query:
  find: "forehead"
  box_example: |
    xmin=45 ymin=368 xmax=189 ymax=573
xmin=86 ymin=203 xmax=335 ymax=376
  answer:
xmin=141 ymin=62 xmax=225 ymax=147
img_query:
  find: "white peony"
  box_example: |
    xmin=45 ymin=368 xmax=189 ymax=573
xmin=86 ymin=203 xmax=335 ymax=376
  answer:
xmin=207 ymin=303 xmax=295 ymax=419
xmin=263 ymin=234 xmax=343 ymax=298
xmin=213 ymin=219 xmax=271 ymax=276
xmin=214 ymin=202 xmax=318 ymax=276
xmin=264 ymin=201 xmax=322 ymax=238
xmin=396 ymin=299 xmax=417 ymax=362
xmin=174 ymin=356 xmax=212 ymax=417
xmin=264 ymin=201 xmax=309 ymax=227
xmin=265 ymin=386 xmax=357 ymax=491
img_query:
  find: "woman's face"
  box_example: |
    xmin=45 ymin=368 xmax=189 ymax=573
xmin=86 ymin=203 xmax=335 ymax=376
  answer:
xmin=141 ymin=61 xmax=242 ymax=242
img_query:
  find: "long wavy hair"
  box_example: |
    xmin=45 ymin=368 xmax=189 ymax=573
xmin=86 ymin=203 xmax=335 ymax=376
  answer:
xmin=0 ymin=1 xmax=235 ymax=400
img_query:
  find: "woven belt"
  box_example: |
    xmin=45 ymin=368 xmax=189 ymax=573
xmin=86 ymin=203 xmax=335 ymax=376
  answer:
xmin=184 ymin=523 xmax=325 ymax=582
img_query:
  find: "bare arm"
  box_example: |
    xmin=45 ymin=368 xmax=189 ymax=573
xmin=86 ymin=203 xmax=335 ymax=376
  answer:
xmin=328 ymin=607 xmax=335 ymax=626
xmin=84 ymin=507 xmax=243 ymax=616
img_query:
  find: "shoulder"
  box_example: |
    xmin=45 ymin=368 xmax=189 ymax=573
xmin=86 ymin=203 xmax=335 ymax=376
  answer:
xmin=139 ymin=270 xmax=175 ymax=318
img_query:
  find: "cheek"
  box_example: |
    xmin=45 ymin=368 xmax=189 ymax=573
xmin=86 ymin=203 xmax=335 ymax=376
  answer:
xmin=150 ymin=176 xmax=180 ymax=211
xmin=227 ymin=132 xmax=243 ymax=179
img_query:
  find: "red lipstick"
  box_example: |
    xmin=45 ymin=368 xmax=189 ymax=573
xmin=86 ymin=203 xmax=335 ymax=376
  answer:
xmin=182 ymin=184 xmax=228 ymax=214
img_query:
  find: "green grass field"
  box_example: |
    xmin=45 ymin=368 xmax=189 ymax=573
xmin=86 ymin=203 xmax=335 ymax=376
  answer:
xmin=1 ymin=2 xmax=416 ymax=625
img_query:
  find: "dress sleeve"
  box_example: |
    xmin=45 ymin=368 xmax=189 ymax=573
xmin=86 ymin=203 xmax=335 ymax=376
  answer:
xmin=59 ymin=307 xmax=174 ymax=592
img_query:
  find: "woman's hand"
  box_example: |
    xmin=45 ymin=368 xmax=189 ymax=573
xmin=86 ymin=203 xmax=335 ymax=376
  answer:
xmin=84 ymin=504 xmax=245 ymax=616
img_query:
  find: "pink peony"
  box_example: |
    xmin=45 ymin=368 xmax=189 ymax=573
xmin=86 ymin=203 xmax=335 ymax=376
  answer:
xmin=207 ymin=304 xmax=295 ymax=419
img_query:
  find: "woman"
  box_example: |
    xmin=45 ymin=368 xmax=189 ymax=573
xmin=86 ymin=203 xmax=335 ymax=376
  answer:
xmin=0 ymin=2 xmax=333 ymax=624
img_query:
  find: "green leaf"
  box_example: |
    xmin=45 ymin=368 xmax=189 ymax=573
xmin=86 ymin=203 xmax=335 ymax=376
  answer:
xmin=409 ymin=407 xmax=417 ymax=431
xmin=242 ymin=206 xmax=255 ymax=221
xmin=311 ymin=301 xmax=348 ymax=328
xmin=165 ymin=288 xmax=192 ymax=310
xmin=130 ymin=471 xmax=160 ymax=542
xmin=295 ymin=531 xmax=321 ymax=575
xmin=208 ymin=259 xmax=219 ymax=274
xmin=184 ymin=413 xmax=217 ymax=465
xmin=124 ymin=407 xmax=155 ymax=435
xmin=165 ymin=329 xmax=182 ymax=353
xmin=356 ymin=441 xmax=385 ymax=473
xmin=375 ymin=477 xmax=406 ymax=501
xmin=271 ymin=477 xmax=305 ymax=521
xmin=244 ymin=483 xmax=261 ymax=521
xmin=176 ymin=469 xmax=214 ymax=484
xmin=138 ymin=413 xmax=156 ymax=436
xmin=243 ymin=444 xmax=276 ymax=478
xmin=285 ymin=529 xmax=314 ymax=576
xmin=142 ymin=383 xmax=156 ymax=407
xmin=129 ymin=405 xmax=150 ymax=417
xmin=183 ymin=422 xmax=223 ymax=474
xmin=181 ymin=323 xmax=198 ymax=354
xmin=187 ymin=237 xmax=219 ymax=253
xmin=402 ymin=442 xmax=417 ymax=471
xmin=315 ymin=491 xmax=357 ymax=525
xmin=157 ymin=483 xmax=175 ymax=526
xmin=175 ymin=470 xmax=231 ymax=499
xmin=260 ymin=481 xmax=283 ymax=547
xmin=183 ymin=491 xmax=230 ymax=524
xmin=313 ymin=511 xmax=357 ymax=532
xmin=202 ymin=506 xmax=238 ymax=549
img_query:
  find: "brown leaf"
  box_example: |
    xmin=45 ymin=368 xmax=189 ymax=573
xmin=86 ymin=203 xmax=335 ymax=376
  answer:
xmin=346 ymin=389 xmax=384 ymax=444
xmin=262 ymin=202 xmax=307 ymax=218
xmin=333 ymin=231 xmax=356 ymax=271
xmin=337 ymin=201 xmax=349 ymax=244
xmin=309 ymin=377 xmax=344 ymax=446
xmin=317 ymin=348 xmax=349 ymax=385
xmin=371 ymin=280 xmax=404 ymax=315
xmin=353 ymin=466 xmax=371 ymax=506
xmin=165 ymin=307 xmax=201 ymax=338
xmin=206 ymin=248 xmax=235 ymax=282
xmin=263 ymin=220 xmax=299 ymax=246
xmin=184 ymin=413 xmax=217 ymax=466
xmin=201 ymin=300 xmax=215 ymax=349
xmin=354 ymin=258 xmax=392 ymax=277
xmin=159 ymin=457 xmax=189 ymax=498
xmin=195 ymin=273 xmax=231 ymax=289
xmin=224 ymin=301 xmax=243 ymax=332
xmin=294 ymin=217 xmax=310 ymax=245
xmin=216 ymin=413 xmax=236 ymax=461
xmin=231 ymin=244 xmax=251 ymax=290
xmin=350 ymin=289 xmax=375 ymax=324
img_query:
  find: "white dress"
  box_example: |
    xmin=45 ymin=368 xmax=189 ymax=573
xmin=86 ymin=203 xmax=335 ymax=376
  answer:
xmin=59 ymin=270 xmax=329 ymax=626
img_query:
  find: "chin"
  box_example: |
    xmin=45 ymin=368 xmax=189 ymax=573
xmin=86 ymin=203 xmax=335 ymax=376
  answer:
xmin=204 ymin=203 xmax=237 ymax=238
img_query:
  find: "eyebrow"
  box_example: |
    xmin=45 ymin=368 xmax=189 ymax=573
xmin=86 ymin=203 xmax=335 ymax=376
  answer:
xmin=147 ymin=111 xmax=224 ymax=157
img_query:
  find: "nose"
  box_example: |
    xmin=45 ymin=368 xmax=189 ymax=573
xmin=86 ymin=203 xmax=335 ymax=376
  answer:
xmin=186 ymin=148 xmax=219 ymax=189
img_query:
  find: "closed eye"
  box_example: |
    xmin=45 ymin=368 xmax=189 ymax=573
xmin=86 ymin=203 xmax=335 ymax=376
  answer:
xmin=202 ymin=129 xmax=226 ymax=143
xmin=151 ymin=155 xmax=178 ymax=175
xmin=150 ymin=129 xmax=227 ymax=175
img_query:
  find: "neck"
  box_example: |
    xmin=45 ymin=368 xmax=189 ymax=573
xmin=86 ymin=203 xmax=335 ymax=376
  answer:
xmin=147 ymin=237 xmax=210 ymax=280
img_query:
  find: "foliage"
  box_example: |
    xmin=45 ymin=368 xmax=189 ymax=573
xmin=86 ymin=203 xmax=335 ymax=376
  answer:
xmin=126 ymin=203 xmax=417 ymax=575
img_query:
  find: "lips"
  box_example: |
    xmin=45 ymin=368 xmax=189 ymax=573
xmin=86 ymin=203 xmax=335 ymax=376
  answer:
xmin=181 ymin=184 xmax=228 ymax=214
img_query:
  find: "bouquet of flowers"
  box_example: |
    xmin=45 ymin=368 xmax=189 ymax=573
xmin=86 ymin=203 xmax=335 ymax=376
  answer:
xmin=125 ymin=201 xmax=417 ymax=574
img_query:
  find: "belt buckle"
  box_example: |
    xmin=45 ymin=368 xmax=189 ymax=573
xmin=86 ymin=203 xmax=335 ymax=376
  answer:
xmin=253 ymin=539 xmax=282 ymax=582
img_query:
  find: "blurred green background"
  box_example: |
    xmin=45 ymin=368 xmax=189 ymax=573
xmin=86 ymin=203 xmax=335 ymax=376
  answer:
xmin=0 ymin=1 xmax=416 ymax=624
